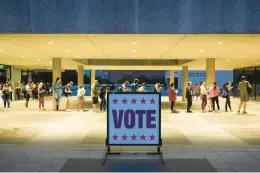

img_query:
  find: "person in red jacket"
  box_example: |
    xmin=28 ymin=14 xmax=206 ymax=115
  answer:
xmin=168 ymin=82 xmax=179 ymax=113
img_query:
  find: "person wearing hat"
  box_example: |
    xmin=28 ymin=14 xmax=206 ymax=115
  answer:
xmin=237 ymin=76 xmax=251 ymax=114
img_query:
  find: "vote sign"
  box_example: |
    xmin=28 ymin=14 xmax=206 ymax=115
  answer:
xmin=107 ymin=92 xmax=161 ymax=145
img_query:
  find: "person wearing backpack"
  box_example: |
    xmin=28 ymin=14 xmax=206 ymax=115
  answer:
xmin=237 ymin=76 xmax=251 ymax=114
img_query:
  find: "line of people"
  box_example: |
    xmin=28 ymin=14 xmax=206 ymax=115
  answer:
xmin=168 ymin=76 xmax=251 ymax=114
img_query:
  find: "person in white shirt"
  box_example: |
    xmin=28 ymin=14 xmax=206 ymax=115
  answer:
xmin=25 ymin=81 xmax=32 ymax=110
xmin=200 ymin=82 xmax=207 ymax=112
xmin=77 ymin=85 xmax=85 ymax=112
xmin=138 ymin=83 xmax=147 ymax=92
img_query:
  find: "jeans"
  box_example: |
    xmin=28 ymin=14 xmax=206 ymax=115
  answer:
xmin=187 ymin=98 xmax=192 ymax=111
xmin=2 ymin=95 xmax=10 ymax=108
xmin=170 ymin=101 xmax=175 ymax=111
xmin=100 ymin=98 xmax=106 ymax=111
xmin=225 ymin=94 xmax=231 ymax=111
xmin=201 ymin=95 xmax=207 ymax=110
xmin=212 ymin=96 xmax=220 ymax=111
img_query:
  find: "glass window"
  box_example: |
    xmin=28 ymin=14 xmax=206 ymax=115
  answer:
xmin=256 ymin=66 xmax=260 ymax=101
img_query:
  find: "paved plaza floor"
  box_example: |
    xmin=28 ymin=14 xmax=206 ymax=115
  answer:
xmin=0 ymin=97 xmax=260 ymax=172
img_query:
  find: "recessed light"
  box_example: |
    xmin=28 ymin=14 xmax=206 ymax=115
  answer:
xmin=217 ymin=42 xmax=223 ymax=45
xmin=21 ymin=56 xmax=24 ymax=58
xmin=200 ymin=49 xmax=204 ymax=52
xmin=243 ymin=56 xmax=247 ymax=58
xmin=65 ymin=50 xmax=70 ymax=53
xmin=227 ymin=60 xmax=230 ymax=62
xmin=49 ymin=61 xmax=52 ymax=64
xmin=8 ymin=62 xmax=10 ymax=64
xmin=48 ymin=42 xmax=54 ymax=44
xmin=132 ymin=50 xmax=136 ymax=52
xmin=132 ymin=55 xmax=136 ymax=58
xmin=256 ymin=63 xmax=259 ymax=65
xmin=188 ymin=56 xmax=193 ymax=58
xmin=242 ymin=65 xmax=245 ymax=66
xmin=132 ymin=42 xmax=137 ymax=45
xmin=0 ymin=50 xmax=3 ymax=52
xmin=37 ymin=59 xmax=40 ymax=61
xmin=76 ymin=56 xmax=80 ymax=58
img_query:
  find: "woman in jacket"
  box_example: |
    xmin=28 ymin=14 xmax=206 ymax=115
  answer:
xmin=168 ymin=82 xmax=179 ymax=113
xmin=53 ymin=77 xmax=62 ymax=111
xmin=210 ymin=82 xmax=220 ymax=112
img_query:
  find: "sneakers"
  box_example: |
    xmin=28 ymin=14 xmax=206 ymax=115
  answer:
xmin=242 ymin=111 xmax=248 ymax=114
xmin=66 ymin=109 xmax=71 ymax=112
xmin=7 ymin=108 xmax=10 ymax=111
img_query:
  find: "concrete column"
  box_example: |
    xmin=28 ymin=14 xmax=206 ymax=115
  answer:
xmin=77 ymin=65 xmax=84 ymax=88
xmin=206 ymin=58 xmax=215 ymax=84
xmin=10 ymin=66 xmax=21 ymax=100
xmin=28 ymin=70 xmax=32 ymax=82
xmin=169 ymin=70 xmax=174 ymax=84
xmin=91 ymin=69 xmax=95 ymax=88
xmin=5 ymin=68 xmax=11 ymax=81
xmin=182 ymin=66 xmax=188 ymax=101
xmin=52 ymin=58 xmax=61 ymax=110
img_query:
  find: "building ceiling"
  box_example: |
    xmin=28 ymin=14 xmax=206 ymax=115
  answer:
xmin=0 ymin=34 xmax=259 ymax=70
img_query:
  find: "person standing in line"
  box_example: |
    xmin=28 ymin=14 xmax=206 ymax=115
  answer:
xmin=107 ymin=84 xmax=116 ymax=93
xmin=194 ymin=84 xmax=199 ymax=101
xmin=186 ymin=82 xmax=193 ymax=113
xmin=130 ymin=79 xmax=139 ymax=92
xmin=91 ymin=80 xmax=99 ymax=113
xmin=138 ymin=83 xmax=147 ymax=92
xmin=38 ymin=82 xmax=46 ymax=111
xmin=64 ymin=81 xmax=73 ymax=112
xmin=237 ymin=76 xmax=251 ymax=114
xmin=153 ymin=81 xmax=162 ymax=92
xmin=200 ymin=82 xmax=207 ymax=113
xmin=25 ymin=81 xmax=32 ymax=110
xmin=207 ymin=82 xmax=213 ymax=112
xmin=223 ymin=81 xmax=233 ymax=112
xmin=53 ymin=77 xmax=62 ymax=111
xmin=210 ymin=82 xmax=220 ymax=112
xmin=99 ymin=84 xmax=107 ymax=112
xmin=77 ymin=85 xmax=86 ymax=112
xmin=168 ymin=82 xmax=179 ymax=113
xmin=2 ymin=82 xmax=11 ymax=111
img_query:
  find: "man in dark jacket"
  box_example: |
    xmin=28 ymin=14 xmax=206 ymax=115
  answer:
xmin=186 ymin=81 xmax=193 ymax=113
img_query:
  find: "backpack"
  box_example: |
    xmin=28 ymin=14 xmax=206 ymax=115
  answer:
xmin=247 ymin=82 xmax=252 ymax=95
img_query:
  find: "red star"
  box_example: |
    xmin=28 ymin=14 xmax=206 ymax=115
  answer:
xmin=113 ymin=98 xmax=118 ymax=104
xmin=122 ymin=134 xmax=128 ymax=140
xmin=150 ymin=98 xmax=155 ymax=104
xmin=122 ymin=98 xmax=128 ymax=104
xmin=140 ymin=134 xmax=146 ymax=140
xmin=131 ymin=98 xmax=137 ymax=104
xmin=140 ymin=98 xmax=146 ymax=104
xmin=112 ymin=134 xmax=118 ymax=140
xmin=131 ymin=134 xmax=137 ymax=140
xmin=149 ymin=134 xmax=155 ymax=140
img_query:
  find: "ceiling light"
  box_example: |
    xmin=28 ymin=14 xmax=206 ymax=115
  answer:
xmin=49 ymin=61 xmax=52 ymax=64
xmin=256 ymin=63 xmax=259 ymax=65
xmin=217 ymin=42 xmax=223 ymax=45
xmin=243 ymin=56 xmax=247 ymax=58
xmin=133 ymin=55 xmax=136 ymax=58
xmin=76 ymin=56 xmax=80 ymax=58
xmin=132 ymin=42 xmax=137 ymax=45
xmin=188 ymin=56 xmax=193 ymax=58
xmin=37 ymin=59 xmax=40 ymax=61
xmin=132 ymin=50 xmax=136 ymax=52
xmin=227 ymin=60 xmax=230 ymax=62
xmin=21 ymin=56 xmax=24 ymax=58
xmin=48 ymin=42 xmax=54 ymax=44
xmin=0 ymin=50 xmax=3 ymax=52
xmin=8 ymin=62 xmax=10 ymax=64
xmin=200 ymin=49 xmax=204 ymax=53
xmin=65 ymin=50 xmax=70 ymax=53
xmin=242 ymin=65 xmax=245 ymax=66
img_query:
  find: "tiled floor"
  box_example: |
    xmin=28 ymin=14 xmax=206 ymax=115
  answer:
xmin=0 ymin=97 xmax=260 ymax=171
